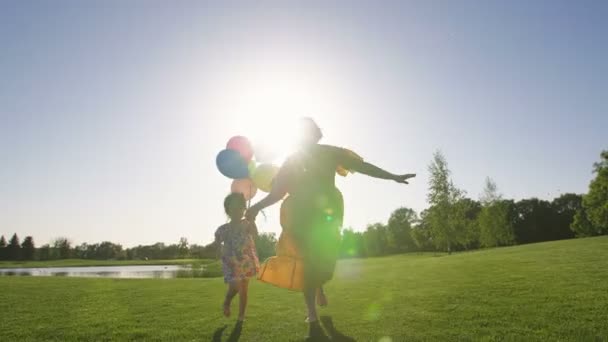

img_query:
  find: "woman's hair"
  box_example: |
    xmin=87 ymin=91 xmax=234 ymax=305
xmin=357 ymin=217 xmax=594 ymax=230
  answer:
xmin=298 ymin=117 xmax=323 ymax=144
xmin=224 ymin=192 xmax=246 ymax=214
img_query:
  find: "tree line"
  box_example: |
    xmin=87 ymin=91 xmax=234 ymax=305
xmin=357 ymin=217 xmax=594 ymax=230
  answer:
xmin=340 ymin=149 xmax=607 ymax=257
xmin=2 ymin=150 xmax=606 ymax=262
xmin=0 ymin=234 xmax=278 ymax=262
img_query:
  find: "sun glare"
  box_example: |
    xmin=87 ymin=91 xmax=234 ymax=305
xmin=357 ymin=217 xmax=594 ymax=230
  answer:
xmin=217 ymin=64 xmax=341 ymax=165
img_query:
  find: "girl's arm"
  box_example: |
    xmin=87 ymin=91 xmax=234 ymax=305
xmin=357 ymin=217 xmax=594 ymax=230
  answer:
xmin=214 ymin=226 xmax=223 ymax=259
xmin=247 ymin=221 xmax=259 ymax=238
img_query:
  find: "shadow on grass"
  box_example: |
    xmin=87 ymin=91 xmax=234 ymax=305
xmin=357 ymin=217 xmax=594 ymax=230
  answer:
xmin=212 ymin=325 xmax=227 ymax=342
xmin=211 ymin=321 xmax=243 ymax=342
xmin=320 ymin=316 xmax=356 ymax=342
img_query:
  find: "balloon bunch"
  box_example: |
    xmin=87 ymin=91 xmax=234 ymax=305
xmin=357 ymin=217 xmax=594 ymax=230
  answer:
xmin=216 ymin=136 xmax=280 ymax=202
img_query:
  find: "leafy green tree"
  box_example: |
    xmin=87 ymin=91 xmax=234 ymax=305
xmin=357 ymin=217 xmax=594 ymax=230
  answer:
xmin=387 ymin=207 xmax=418 ymax=253
xmin=411 ymin=209 xmax=434 ymax=251
xmin=571 ymin=207 xmax=595 ymax=237
xmin=572 ymin=150 xmax=608 ymax=236
xmin=340 ymin=228 xmax=365 ymax=258
xmin=254 ymin=232 xmax=277 ymax=261
xmin=478 ymin=178 xmax=515 ymax=247
xmin=453 ymin=198 xmax=482 ymax=249
xmin=426 ymin=151 xmax=465 ymax=254
xmin=363 ymin=223 xmax=389 ymax=257
xmin=53 ymin=238 xmax=72 ymax=259
xmin=21 ymin=236 xmax=35 ymax=260
xmin=513 ymin=198 xmax=555 ymax=244
xmin=38 ymin=244 xmax=52 ymax=261
xmin=549 ymin=193 xmax=579 ymax=240
xmin=177 ymin=237 xmax=189 ymax=259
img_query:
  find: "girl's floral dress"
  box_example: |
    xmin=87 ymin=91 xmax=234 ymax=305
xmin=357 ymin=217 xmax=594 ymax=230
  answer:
xmin=215 ymin=220 xmax=260 ymax=283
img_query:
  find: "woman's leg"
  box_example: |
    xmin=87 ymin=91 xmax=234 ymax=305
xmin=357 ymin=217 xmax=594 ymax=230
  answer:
xmin=237 ymin=279 xmax=249 ymax=321
xmin=223 ymin=282 xmax=239 ymax=317
xmin=317 ymin=286 xmax=328 ymax=307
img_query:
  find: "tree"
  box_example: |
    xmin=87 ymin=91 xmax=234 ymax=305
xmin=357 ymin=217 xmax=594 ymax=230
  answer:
xmin=38 ymin=244 xmax=52 ymax=261
xmin=53 ymin=238 xmax=72 ymax=259
xmin=363 ymin=223 xmax=389 ymax=257
xmin=426 ymin=151 xmax=465 ymax=253
xmin=255 ymin=233 xmax=277 ymax=261
xmin=95 ymin=241 xmax=124 ymax=260
xmin=177 ymin=237 xmax=189 ymax=259
xmin=0 ymin=235 xmax=6 ymax=260
xmin=411 ymin=209 xmax=434 ymax=251
xmin=512 ymin=198 xmax=555 ymax=244
xmin=387 ymin=207 xmax=418 ymax=253
xmin=21 ymin=236 xmax=35 ymax=260
xmin=340 ymin=228 xmax=365 ymax=258
xmin=6 ymin=233 xmax=21 ymax=260
xmin=480 ymin=177 xmax=501 ymax=205
xmin=478 ymin=178 xmax=515 ymax=247
xmin=549 ymin=193 xmax=579 ymax=240
xmin=571 ymin=207 xmax=595 ymax=237
xmin=7 ymin=233 xmax=21 ymax=260
xmin=573 ymin=150 xmax=608 ymax=236
xmin=453 ymin=198 xmax=482 ymax=249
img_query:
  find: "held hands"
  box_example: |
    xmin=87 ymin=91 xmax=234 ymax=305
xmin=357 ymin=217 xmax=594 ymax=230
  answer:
xmin=245 ymin=206 xmax=260 ymax=222
xmin=392 ymin=173 xmax=416 ymax=184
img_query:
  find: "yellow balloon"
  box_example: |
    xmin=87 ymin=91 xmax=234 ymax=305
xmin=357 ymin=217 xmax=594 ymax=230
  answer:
xmin=252 ymin=164 xmax=279 ymax=192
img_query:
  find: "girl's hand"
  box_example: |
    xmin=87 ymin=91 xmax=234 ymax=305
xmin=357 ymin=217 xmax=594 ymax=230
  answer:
xmin=393 ymin=173 xmax=416 ymax=184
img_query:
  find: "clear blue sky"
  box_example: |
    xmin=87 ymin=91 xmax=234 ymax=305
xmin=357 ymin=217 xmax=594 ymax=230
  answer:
xmin=1 ymin=1 xmax=606 ymax=247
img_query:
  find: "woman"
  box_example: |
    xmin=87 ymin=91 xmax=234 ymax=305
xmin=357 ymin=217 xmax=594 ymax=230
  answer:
xmin=246 ymin=118 xmax=415 ymax=338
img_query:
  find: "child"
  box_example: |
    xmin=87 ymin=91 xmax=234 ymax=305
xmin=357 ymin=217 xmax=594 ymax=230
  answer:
xmin=215 ymin=192 xmax=260 ymax=322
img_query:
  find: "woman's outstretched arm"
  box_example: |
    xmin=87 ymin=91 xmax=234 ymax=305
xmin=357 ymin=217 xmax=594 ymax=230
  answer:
xmin=335 ymin=147 xmax=415 ymax=184
xmin=354 ymin=161 xmax=416 ymax=184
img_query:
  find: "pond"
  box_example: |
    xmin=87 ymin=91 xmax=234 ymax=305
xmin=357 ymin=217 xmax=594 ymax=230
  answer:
xmin=0 ymin=265 xmax=203 ymax=279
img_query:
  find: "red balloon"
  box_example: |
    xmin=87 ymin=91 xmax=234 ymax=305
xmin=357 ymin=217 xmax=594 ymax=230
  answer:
xmin=227 ymin=136 xmax=253 ymax=162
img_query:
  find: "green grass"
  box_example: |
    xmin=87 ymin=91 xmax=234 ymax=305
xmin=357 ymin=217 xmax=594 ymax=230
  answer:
xmin=0 ymin=258 xmax=212 ymax=269
xmin=1 ymin=237 xmax=607 ymax=341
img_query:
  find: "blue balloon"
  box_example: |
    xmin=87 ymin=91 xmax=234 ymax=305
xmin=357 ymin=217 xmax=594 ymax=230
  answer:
xmin=216 ymin=149 xmax=249 ymax=179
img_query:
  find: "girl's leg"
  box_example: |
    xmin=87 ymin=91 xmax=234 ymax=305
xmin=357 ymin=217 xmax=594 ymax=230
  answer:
xmin=223 ymin=282 xmax=239 ymax=317
xmin=237 ymin=279 xmax=249 ymax=321
xmin=303 ymin=285 xmax=318 ymax=322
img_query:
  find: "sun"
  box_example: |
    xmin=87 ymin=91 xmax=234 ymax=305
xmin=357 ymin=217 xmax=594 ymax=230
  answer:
xmin=211 ymin=59 xmax=345 ymax=165
xmin=227 ymin=81 xmax=322 ymax=164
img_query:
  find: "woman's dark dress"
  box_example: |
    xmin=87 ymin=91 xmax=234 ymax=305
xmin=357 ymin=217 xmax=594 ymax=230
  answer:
xmin=276 ymin=144 xmax=363 ymax=288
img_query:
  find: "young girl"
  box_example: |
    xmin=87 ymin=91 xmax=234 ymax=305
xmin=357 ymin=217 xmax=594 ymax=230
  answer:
xmin=215 ymin=192 xmax=260 ymax=322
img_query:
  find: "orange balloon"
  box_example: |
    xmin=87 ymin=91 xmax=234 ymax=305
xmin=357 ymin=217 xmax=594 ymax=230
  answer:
xmin=230 ymin=178 xmax=257 ymax=201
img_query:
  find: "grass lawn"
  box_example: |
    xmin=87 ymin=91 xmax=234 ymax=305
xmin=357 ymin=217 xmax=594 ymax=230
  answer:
xmin=1 ymin=237 xmax=607 ymax=341
xmin=0 ymin=258 xmax=212 ymax=269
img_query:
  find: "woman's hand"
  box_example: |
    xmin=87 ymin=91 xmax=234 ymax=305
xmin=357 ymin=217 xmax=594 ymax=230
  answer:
xmin=245 ymin=206 xmax=260 ymax=222
xmin=392 ymin=173 xmax=416 ymax=184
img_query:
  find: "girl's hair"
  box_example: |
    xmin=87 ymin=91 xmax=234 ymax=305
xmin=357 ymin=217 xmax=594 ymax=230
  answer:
xmin=224 ymin=192 xmax=246 ymax=214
